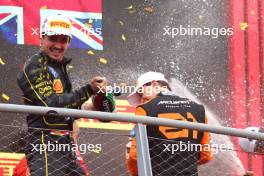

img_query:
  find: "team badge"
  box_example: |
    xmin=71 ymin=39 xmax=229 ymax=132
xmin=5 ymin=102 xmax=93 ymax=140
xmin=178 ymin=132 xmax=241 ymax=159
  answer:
xmin=53 ymin=79 xmax=63 ymax=93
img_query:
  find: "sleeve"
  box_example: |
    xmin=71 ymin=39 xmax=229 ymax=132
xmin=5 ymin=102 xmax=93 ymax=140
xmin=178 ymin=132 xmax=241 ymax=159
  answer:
xmin=127 ymin=138 xmax=138 ymax=176
xmin=135 ymin=106 xmax=147 ymax=116
xmin=126 ymin=107 xmax=147 ymax=176
xmin=18 ymin=63 xmax=94 ymax=108
xmin=198 ymin=115 xmax=213 ymax=165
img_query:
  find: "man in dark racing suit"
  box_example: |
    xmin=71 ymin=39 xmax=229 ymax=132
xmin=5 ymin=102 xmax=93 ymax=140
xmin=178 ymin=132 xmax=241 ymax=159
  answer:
xmin=17 ymin=14 xmax=115 ymax=176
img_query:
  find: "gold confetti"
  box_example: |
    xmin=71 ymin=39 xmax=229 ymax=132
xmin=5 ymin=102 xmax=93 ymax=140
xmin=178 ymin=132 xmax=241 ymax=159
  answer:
xmin=99 ymin=58 xmax=108 ymax=64
xmin=0 ymin=58 xmax=5 ymax=65
xmin=41 ymin=5 xmax=48 ymax=9
xmin=121 ymin=34 xmax=126 ymax=41
xmin=87 ymin=50 xmax=95 ymax=55
xmin=144 ymin=7 xmax=153 ymax=13
xmin=68 ymin=65 xmax=74 ymax=69
xmin=126 ymin=5 xmax=133 ymax=10
xmin=120 ymin=83 xmax=127 ymax=88
xmin=128 ymin=9 xmax=136 ymax=14
xmin=2 ymin=94 xmax=10 ymax=101
xmin=90 ymin=149 xmax=101 ymax=154
xmin=240 ymin=22 xmax=248 ymax=31
xmin=119 ymin=21 xmax=124 ymax=26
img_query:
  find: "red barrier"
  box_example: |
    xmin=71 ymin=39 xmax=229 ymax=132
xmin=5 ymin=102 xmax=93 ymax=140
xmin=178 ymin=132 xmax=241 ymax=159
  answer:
xmin=230 ymin=0 xmax=263 ymax=174
xmin=246 ymin=0 xmax=262 ymax=175
xmin=230 ymin=0 xmax=248 ymax=171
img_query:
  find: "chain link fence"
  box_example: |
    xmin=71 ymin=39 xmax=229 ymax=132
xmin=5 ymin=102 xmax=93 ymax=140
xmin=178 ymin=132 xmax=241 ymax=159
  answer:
xmin=0 ymin=121 xmax=131 ymax=176
xmin=0 ymin=109 xmax=263 ymax=176
xmin=143 ymin=135 xmax=246 ymax=176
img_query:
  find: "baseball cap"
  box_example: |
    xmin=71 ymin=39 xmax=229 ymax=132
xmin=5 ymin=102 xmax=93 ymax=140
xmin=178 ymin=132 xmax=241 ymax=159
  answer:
xmin=41 ymin=14 xmax=72 ymax=38
xmin=127 ymin=72 xmax=168 ymax=106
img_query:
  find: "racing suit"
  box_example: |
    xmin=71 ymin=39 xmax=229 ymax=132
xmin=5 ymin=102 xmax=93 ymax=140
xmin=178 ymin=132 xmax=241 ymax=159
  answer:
xmin=17 ymin=51 xmax=114 ymax=176
xmin=127 ymin=92 xmax=212 ymax=176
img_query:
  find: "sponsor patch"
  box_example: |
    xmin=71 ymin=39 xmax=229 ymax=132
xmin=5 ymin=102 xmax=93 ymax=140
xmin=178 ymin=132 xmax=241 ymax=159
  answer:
xmin=53 ymin=79 xmax=63 ymax=93
xmin=49 ymin=21 xmax=70 ymax=29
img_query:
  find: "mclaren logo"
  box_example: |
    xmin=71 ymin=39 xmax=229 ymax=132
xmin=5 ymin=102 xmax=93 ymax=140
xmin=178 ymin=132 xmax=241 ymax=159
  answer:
xmin=158 ymin=100 xmax=190 ymax=105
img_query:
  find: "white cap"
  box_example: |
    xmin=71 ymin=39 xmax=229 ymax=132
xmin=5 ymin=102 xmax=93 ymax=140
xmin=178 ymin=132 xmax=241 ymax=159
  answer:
xmin=239 ymin=127 xmax=260 ymax=152
xmin=127 ymin=72 xmax=168 ymax=106
xmin=41 ymin=14 xmax=72 ymax=38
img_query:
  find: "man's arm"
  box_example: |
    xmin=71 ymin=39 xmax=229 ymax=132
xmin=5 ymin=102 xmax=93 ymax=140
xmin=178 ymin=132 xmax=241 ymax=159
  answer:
xmin=127 ymin=107 xmax=147 ymax=176
xmin=17 ymin=63 xmax=94 ymax=108
xmin=127 ymin=137 xmax=138 ymax=176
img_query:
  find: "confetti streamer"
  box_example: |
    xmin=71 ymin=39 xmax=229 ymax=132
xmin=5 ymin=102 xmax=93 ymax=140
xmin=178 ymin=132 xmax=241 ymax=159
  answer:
xmin=41 ymin=5 xmax=48 ymax=9
xmin=144 ymin=7 xmax=153 ymax=13
xmin=99 ymin=58 xmax=108 ymax=64
xmin=68 ymin=65 xmax=74 ymax=69
xmin=121 ymin=34 xmax=126 ymax=41
xmin=126 ymin=5 xmax=133 ymax=10
xmin=198 ymin=15 xmax=204 ymax=20
xmin=120 ymin=83 xmax=127 ymax=89
xmin=119 ymin=21 xmax=124 ymax=26
xmin=0 ymin=58 xmax=5 ymax=65
xmin=90 ymin=149 xmax=101 ymax=154
xmin=128 ymin=9 xmax=136 ymax=14
xmin=87 ymin=50 xmax=95 ymax=55
xmin=240 ymin=22 xmax=248 ymax=31
xmin=2 ymin=93 xmax=10 ymax=101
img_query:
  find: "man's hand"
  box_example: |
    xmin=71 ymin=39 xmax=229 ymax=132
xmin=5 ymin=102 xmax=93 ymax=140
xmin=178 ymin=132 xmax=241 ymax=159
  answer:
xmin=90 ymin=76 xmax=107 ymax=94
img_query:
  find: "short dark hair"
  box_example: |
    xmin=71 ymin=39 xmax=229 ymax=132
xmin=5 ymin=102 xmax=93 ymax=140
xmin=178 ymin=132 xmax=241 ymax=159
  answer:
xmin=157 ymin=81 xmax=171 ymax=91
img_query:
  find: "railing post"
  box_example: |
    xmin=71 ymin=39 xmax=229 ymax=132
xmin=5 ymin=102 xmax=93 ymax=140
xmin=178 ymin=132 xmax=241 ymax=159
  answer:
xmin=135 ymin=123 xmax=153 ymax=176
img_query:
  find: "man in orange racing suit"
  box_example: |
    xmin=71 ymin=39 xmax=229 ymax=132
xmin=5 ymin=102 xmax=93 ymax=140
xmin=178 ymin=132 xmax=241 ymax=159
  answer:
xmin=126 ymin=72 xmax=212 ymax=176
xmin=17 ymin=14 xmax=115 ymax=176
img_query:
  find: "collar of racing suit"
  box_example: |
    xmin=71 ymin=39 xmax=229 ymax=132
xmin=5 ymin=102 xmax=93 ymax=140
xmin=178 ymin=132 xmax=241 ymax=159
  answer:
xmin=39 ymin=51 xmax=72 ymax=66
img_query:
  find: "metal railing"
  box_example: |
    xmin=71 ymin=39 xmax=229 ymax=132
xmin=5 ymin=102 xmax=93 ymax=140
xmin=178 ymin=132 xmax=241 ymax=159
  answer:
xmin=0 ymin=104 xmax=264 ymax=140
xmin=0 ymin=103 xmax=264 ymax=176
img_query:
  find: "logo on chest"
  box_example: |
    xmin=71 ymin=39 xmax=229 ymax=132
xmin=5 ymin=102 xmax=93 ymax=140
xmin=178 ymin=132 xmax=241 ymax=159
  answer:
xmin=53 ymin=79 xmax=63 ymax=93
